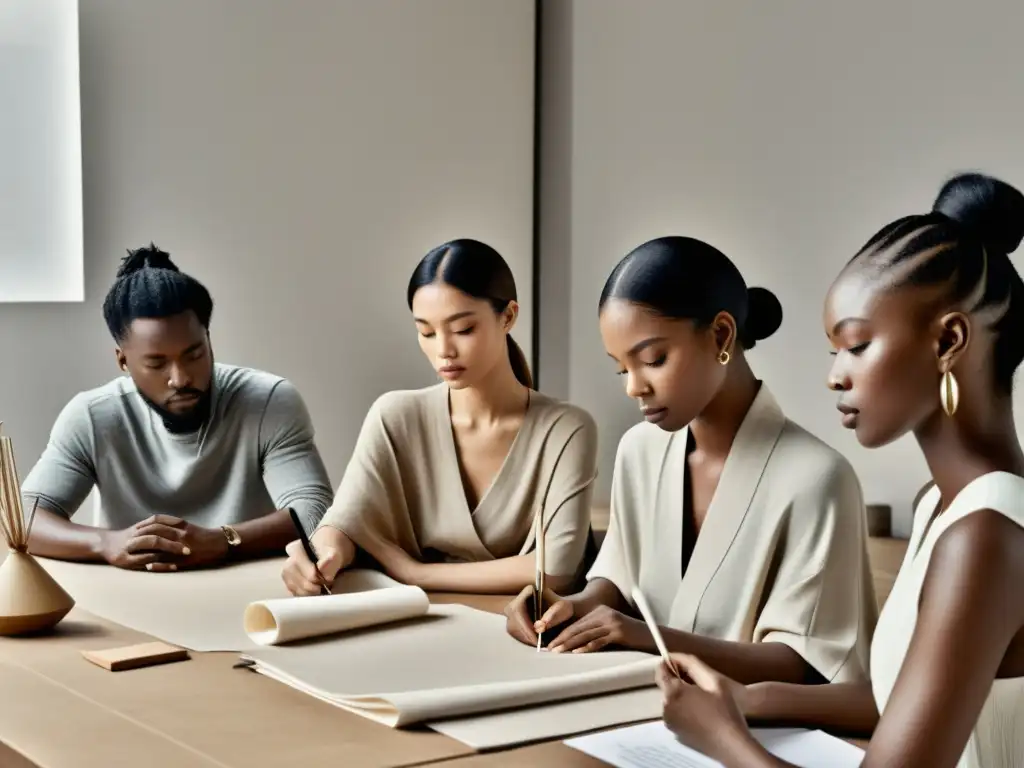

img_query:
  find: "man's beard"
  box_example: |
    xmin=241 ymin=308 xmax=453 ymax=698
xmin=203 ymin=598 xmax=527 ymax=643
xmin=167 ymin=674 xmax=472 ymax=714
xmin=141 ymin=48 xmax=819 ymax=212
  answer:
xmin=139 ymin=386 xmax=213 ymax=434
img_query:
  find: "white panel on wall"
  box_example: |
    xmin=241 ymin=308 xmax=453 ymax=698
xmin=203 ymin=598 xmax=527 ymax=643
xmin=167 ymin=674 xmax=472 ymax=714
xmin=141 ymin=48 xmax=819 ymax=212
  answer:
xmin=0 ymin=0 xmax=83 ymax=302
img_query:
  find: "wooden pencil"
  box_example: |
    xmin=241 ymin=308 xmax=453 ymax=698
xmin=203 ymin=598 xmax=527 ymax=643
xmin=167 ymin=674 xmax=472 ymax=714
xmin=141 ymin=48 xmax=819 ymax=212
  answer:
xmin=535 ymin=509 xmax=545 ymax=651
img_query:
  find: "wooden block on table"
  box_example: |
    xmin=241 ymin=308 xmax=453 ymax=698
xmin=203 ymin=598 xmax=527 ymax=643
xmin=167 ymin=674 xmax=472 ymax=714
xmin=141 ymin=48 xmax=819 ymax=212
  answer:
xmin=81 ymin=641 xmax=190 ymax=672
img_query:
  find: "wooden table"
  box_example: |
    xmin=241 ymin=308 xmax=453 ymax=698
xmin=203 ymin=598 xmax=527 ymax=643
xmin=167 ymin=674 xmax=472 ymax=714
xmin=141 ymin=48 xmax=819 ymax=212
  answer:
xmin=0 ymin=538 xmax=905 ymax=768
xmin=0 ymin=592 xmax=506 ymax=768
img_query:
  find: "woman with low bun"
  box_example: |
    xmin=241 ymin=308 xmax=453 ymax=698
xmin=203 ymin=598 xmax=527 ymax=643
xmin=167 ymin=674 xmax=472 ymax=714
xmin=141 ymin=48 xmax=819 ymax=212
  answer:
xmin=505 ymin=236 xmax=876 ymax=690
xmin=283 ymin=239 xmax=598 ymax=596
xmin=657 ymin=173 xmax=1024 ymax=767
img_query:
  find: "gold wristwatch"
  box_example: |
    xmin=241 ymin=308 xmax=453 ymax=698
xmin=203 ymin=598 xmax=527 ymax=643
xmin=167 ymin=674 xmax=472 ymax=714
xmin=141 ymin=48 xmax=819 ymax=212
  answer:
xmin=221 ymin=524 xmax=242 ymax=548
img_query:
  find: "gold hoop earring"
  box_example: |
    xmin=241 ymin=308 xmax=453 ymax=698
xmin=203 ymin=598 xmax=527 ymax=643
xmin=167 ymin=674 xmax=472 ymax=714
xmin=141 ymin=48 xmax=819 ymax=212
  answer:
xmin=717 ymin=349 xmax=731 ymax=366
xmin=940 ymin=369 xmax=959 ymax=416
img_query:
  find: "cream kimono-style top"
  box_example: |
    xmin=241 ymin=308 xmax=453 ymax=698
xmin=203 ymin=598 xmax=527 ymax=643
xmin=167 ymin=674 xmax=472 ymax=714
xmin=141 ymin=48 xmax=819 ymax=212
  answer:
xmin=588 ymin=384 xmax=876 ymax=683
xmin=318 ymin=384 xmax=599 ymax=579
xmin=871 ymin=472 xmax=1024 ymax=768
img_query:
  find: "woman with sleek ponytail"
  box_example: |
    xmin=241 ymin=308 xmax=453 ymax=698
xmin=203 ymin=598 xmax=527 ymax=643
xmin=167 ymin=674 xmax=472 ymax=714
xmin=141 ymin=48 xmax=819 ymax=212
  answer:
xmin=283 ymin=239 xmax=597 ymax=596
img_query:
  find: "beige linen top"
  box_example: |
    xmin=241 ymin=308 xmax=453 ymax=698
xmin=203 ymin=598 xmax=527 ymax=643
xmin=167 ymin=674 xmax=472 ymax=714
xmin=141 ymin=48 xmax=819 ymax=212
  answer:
xmin=588 ymin=384 xmax=877 ymax=682
xmin=319 ymin=384 xmax=598 ymax=578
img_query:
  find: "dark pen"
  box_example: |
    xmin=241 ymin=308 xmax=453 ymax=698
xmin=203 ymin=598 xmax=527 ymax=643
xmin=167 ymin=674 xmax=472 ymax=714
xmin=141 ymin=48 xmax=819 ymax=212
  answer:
xmin=288 ymin=508 xmax=331 ymax=597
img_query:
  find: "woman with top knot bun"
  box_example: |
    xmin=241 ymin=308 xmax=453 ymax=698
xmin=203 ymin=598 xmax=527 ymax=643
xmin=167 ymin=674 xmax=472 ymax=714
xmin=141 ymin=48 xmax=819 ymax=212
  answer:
xmin=659 ymin=173 xmax=1024 ymax=768
xmin=505 ymin=236 xmax=877 ymax=696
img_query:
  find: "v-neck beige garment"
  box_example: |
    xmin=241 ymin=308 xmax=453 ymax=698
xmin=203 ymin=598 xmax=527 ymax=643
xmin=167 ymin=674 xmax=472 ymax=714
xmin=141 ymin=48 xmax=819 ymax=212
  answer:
xmin=318 ymin=384 xmax=598 ymax=578
xmin=587 ymin=385 xmax=876 ymax=682
xmin=871 ymin=472 xmax=1024 ymax=768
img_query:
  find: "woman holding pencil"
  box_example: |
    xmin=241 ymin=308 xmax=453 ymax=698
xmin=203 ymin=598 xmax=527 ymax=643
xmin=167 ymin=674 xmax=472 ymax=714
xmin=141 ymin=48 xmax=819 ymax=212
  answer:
xmin=281 ymin=239 xmax=598 ymax=596
xmin=656 ymin=174 xmax=1024 ymax=767
xmin=505 ymin=235 xmax=877 ymax=688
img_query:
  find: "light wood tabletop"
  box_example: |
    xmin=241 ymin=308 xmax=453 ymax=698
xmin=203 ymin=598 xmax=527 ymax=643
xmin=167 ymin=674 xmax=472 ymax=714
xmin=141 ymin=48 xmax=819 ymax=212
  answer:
xmin=0 ymin=524 xmax=907 ymax=767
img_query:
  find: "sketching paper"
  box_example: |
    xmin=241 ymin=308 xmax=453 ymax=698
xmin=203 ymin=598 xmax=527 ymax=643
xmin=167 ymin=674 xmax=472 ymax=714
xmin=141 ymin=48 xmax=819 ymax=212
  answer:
xmin=565 ymin=721 xmax=865 ymax=768
xmin=243 ymin=584 xmax=428 ymax=645
xmin=429 ymin=687 xmax=662 ymax=750
xmin=36 ymin=556 xmax=402 ymax=651
xmin=38 ymin=555 xmax=668 ymax=749
xmin=242 ymin=604 xmax=661 ymax=732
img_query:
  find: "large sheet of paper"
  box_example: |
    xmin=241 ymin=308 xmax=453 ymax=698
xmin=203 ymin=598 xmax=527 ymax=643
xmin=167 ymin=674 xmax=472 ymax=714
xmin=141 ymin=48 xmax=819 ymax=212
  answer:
xmin=565 ymin=721 xmax=865 ymax=767
xmin=429 ymin=687 xmax=662 ymax=750
xmin=38 ymin=555 xmax=668 ymax=749
xmin=242 ymin=604 xmax=660 ymax=732
xmin=37 ymin=556 xmax=403 ymax=651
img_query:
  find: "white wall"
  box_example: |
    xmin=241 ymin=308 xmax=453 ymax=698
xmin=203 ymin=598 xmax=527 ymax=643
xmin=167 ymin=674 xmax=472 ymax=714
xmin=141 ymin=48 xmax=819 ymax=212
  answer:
xmin=0 ymin=0 xmax=536 ymax=495
xmin=544 ymin=0 xmax=1024 ymax=533
xmin=535 ymin=0 xmax=572 ymax=400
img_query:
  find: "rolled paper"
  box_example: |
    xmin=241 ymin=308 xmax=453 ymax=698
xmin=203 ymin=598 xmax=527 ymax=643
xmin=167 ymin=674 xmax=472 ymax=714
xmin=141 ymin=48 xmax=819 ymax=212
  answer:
xmin=243 ymin=585 xmax=429 ymax=646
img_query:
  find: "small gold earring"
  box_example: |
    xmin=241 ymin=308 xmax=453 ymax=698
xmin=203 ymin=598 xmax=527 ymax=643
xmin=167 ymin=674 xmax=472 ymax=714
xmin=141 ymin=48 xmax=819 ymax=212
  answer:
xmin=940 ymin=369 xmax=959 ymax=416
xmin=717 ymin=349 xmax=731 ymax=366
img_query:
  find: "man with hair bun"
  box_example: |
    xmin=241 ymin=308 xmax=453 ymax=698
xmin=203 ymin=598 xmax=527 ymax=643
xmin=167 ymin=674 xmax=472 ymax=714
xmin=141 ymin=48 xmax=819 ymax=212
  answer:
xmin=22 ymin=243 xmax=333 ymax=571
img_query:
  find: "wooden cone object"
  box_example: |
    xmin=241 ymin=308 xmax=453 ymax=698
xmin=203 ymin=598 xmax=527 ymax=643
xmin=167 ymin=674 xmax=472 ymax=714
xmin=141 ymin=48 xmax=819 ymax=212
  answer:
xmin=0 ymin=423 xmax=74 ymax=636
xmin=0 ymin=552 xmax=75 ymax=634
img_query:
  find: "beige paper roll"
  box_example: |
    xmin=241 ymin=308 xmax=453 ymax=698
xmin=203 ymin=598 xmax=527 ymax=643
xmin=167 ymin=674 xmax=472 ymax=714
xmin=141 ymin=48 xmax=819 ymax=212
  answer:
xmin=243 ymin=585 xmax=429 ymax=646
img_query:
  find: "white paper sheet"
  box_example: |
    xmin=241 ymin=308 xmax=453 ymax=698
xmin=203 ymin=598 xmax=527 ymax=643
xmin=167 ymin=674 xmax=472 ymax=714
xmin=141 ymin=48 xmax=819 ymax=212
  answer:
xmin=565 ymin=721 xmax=864 ymax=768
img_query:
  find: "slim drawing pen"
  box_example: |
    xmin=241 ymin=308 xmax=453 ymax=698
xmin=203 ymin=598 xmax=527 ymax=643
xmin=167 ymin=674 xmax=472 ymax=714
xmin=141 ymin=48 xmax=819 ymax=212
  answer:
xmin=288 ymin=508 xmax=331 ymax=597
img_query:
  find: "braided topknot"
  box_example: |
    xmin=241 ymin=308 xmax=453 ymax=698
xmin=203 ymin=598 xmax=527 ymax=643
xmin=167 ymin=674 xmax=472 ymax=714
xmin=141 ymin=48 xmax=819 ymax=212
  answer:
xmin=848 ymin=172 xmax=1024 ymax=391
xmin=102 ymin=243 xmax=213 ymax=342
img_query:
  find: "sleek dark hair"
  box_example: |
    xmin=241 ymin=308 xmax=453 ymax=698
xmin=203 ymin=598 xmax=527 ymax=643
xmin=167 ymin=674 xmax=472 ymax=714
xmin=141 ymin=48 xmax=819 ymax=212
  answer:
xmin=598 ymin=236 xmax=783 ymax=350
xmin=407 ymin=238 xmax=533 ymax=388
xmin=102 ymin=243 xmax=214 ymax=343
xmin=848 ymin=172 xmax=1024 ymax=392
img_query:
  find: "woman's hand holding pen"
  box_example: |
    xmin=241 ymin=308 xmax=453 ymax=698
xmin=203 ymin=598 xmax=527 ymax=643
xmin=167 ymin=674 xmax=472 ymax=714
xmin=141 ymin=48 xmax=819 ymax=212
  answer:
xmin=281 ymin=528 xmax=352 ymax=596
xmin=544 ymin=604 xmax=651 ymax=654
xmin=504 ymin=585 xmax=573 ymax=646
xmin=657 ymin=654 xmax=763 ymax=765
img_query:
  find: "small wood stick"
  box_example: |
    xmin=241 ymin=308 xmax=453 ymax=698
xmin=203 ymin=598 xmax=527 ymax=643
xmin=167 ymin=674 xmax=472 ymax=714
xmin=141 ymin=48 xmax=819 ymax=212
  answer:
xmin=24 ymin=497 xmax=39 ymax=549
xmin=0 ymin=440 xmax=16 ymax=549
xmin=0 ymin=433 xmax=27 ymax=550
xmin=0 ymin=498 xmax=12 ymax=549
xmin=2 ymin=440 xmax=23 ymax=548
xmin=535 ymin=510 xmax=546 ymax=651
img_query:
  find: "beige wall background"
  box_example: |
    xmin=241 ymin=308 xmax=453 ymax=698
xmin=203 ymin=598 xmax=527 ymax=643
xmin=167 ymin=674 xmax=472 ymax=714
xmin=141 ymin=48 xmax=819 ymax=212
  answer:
xmin=0 ymin=0 xmax=536 ymax=494
xmin=538 ymin=0 xmax=1024 ymax=534
xmin=9 ymin=0 xmax=1024 ymax=536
